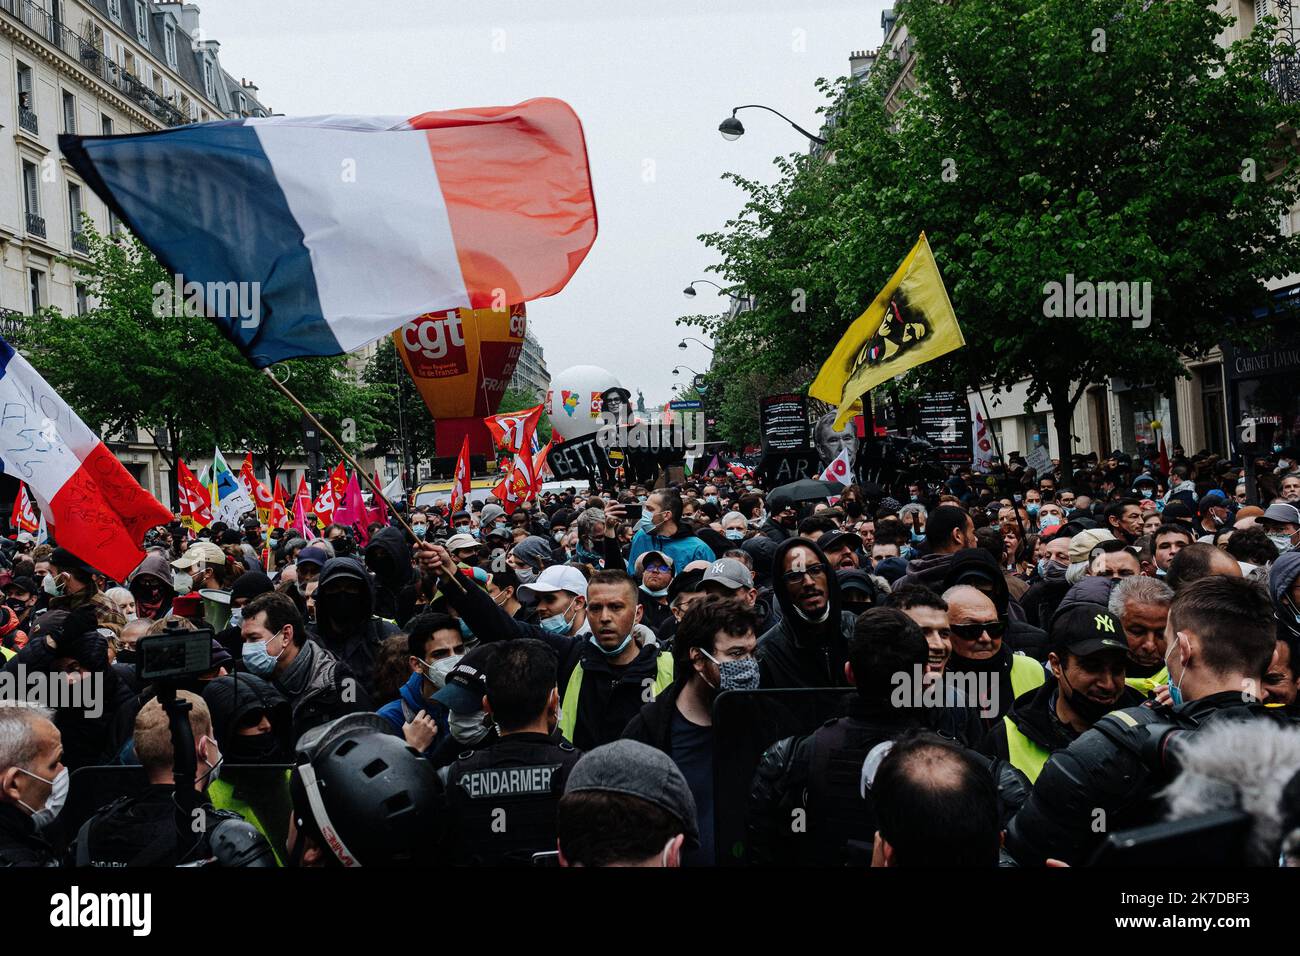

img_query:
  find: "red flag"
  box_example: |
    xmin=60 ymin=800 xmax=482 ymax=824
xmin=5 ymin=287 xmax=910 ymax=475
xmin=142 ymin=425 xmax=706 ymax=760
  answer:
xmin=12 ymin=483 xmax=38 ymax=534
xmin=485 ymin=405 xmax=543 ymax=458
xmin=239 ymin=453 xmax=275 ymax=518
xmin=334 ymin=472 xmax=370 ymax=545
xmin=491 ymin=452 xmax=534 ymax=514
xmin=314 ymin=462 xmax=347 ymax=526
xmin=531 ymin=439 xmax=553 ymax=496
xmin=271 ymin=479 xmax=290 ymax=530
xmin=450 ymin=435 xmax=472 ymax=516
xmin=176 ymin=460 xmax=213 ymax=531
xmin=1157 ymin=433 xmax=1170 ymax=478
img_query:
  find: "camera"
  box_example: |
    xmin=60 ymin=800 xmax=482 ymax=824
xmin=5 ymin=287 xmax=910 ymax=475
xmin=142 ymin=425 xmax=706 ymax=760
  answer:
xmin=136 ymin=622 xmax=215 ymax=684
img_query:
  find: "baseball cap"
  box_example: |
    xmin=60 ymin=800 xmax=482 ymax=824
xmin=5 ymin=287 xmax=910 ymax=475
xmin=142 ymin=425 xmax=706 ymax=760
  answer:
xmin=836 ymin=568 xmax=875 ymax=598
xmin=518 ymin=565 xmax=589 ymax=601
xmin=1050 ymin=602 xmax=1129 ymax=657
xmin=634 ymin=550 xmax=674 ymax=575
xmin=700 ymin=558 xmax=753 ymax=590
xmin=431 ymin=644 xmax=495 ymax=713
xmin=819 ymin=530 xmax=863 ymax=554
xmin=1161 ymin=501 xmax=1194 ymax=525
xmin=563 ymin=739 xmax=699 ymax=849
xmin=446 ymin=533 xmax=480 ymax=553
xmin=1067 ymin=529 xmax=1116 ymax=565
xmin=170 ymin=541 xmax=226 ymax=570
xmin=1198 ymin=495 xmax=1228 ymax=517
xmin=15 ymin=532 xmax=33 ymax=545
xmin=4 ymin=575 xmax=36 ymax=597
xmin=1261 ymin=502 xmax=1300 ymax=527
xmin=295 ymin=545 xmax=331 ymax=570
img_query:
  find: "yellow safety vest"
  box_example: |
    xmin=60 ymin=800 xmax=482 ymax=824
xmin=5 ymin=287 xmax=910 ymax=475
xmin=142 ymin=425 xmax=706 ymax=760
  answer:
xmin=0 ymin=645 xmax=14 ymax=661
xmin=558 ymin=651 xmax=674 ymax=744
xmin=1125 ymin=666 xmax=1168 ymax=697
xmin=1010 ymin=654 xmax=1046 ymax=698
xmin=208 ymin=773 xmax=288 ymax=866
xmin=1003 ymin=717 xmax=1052 ymax=783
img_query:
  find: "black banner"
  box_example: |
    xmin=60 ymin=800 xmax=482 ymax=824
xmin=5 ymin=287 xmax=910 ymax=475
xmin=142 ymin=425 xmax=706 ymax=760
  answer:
xmin=916 ymin=390 xmax=973 ymax=464
xmin=760 ymin=394 xmax=811 ymax=453
xmin=754 ymin=450 xmax=821 ymax=486
xmin=546 ymin=434 xmax=611 ymax=482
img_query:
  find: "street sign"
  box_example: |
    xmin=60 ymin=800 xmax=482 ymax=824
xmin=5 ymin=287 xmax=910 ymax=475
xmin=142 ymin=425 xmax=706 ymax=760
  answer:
xmin=669 ymin=400 xmax=702 ymax=410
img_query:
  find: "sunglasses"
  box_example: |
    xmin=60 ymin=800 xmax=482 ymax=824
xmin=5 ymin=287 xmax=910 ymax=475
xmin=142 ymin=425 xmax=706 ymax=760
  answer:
xmin=781 ymin=563 xmax=829 ymax=584
xmin=643 ymin=563 xmax=671 ymax=574
xmin=949 ymin=620 xmax=1006 ymax=641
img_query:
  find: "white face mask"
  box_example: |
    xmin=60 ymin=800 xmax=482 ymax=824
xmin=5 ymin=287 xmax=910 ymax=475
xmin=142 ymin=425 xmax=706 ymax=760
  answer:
xmin=424 ymin=655 xmax=462 ymax=691
xmin=17 ymin=765 xmax=68 ymax=829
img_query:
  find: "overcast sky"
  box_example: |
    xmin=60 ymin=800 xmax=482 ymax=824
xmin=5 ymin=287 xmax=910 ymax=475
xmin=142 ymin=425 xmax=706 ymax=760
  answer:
xmin=200 ymin=0 xmax=888 ymax=408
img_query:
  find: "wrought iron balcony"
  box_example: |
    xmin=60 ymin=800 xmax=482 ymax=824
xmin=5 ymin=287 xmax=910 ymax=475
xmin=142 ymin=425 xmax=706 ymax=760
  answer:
xmin=25 ymin=212 xmax=45 ymax=238
xmin=70 ymin=231 xmax=89 ymax=255
xmin=1266 ymin=56 xmax=1300 ymax=105
xmin=17 ymin=107 xmax=36 ymax=134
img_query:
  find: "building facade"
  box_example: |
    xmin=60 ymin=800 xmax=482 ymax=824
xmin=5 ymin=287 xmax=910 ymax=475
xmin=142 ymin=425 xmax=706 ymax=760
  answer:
xmin=509 ymin=327 xmax=549 ymax=401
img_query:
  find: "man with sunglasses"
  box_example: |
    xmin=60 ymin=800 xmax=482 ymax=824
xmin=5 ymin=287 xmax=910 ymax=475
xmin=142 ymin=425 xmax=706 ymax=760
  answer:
xmin=941 ymin=585 xmax=1045 ymax=730
xmin=755 ymin=537 xmax=858 ymax=688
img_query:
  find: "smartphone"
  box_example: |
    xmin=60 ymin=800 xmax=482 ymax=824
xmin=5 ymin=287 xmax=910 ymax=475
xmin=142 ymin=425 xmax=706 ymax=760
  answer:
xmin=622 ymin=503 xmax=643 ymax=523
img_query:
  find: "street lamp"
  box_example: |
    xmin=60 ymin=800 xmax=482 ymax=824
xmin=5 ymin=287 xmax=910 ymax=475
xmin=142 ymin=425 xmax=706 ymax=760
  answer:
xmin=672 ymin=365 xmax=701 ymax=377
xmin=719 ymin=104 xmax=827 ymax=146
xmin=683 ymin=279 xmax=740 ymax=299
xmin=678 ymin=336 xmax=715 ymax=353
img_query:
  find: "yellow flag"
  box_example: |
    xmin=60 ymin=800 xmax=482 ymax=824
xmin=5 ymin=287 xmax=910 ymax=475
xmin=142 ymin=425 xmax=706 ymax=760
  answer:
xmin=809 ymin=232 xmax=965 ymax=429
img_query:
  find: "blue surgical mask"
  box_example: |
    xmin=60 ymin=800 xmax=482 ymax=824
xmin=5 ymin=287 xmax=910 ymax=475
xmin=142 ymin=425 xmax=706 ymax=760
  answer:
xmin=706 ymin=495 xmax=718 ymax=504
xmin=589 ymin=632 xmax=634 ymax=657
xmin=724 ymin=529 xmax=745 ymax=540
xmin=1038 ymin=514 xmax=1056 ymax=529
xmin=637 ymin=512 xmax=654 ymax=533
xmin=1165 ymin=640 xmax=1185 ymax=707
xmin=1036 ymin=558 xmax=1049 ymax=577
xmin=1140 ymin=489 xmax=1153 ymax=499
xmin=241 ymin=633 xmax=285 ymax=677
xmin=455 ymin=524 xmax=471 ymax=534
xmin=640 ymin=584 xmax=668 ymax=598
xmin=540 ymin=601 xmax=577 ymax=635
xmin=1026 ymin=503 xmax=1040 ymax=517
xmin=411 ymin=524 xmax=428 ymax=539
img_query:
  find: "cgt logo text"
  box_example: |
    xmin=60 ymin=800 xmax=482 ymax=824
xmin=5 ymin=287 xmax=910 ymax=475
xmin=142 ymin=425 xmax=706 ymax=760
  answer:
xmin=50 ymin=887 xmax=151 ymax=936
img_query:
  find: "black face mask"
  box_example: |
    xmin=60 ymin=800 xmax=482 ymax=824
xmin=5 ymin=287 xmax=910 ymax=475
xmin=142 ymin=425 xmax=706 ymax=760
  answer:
xmin=227 ymin=731 xmax=285 ymax=765
xmin=1058 ymin=671 xmax=1118 ymax=726
xmin=319 ymin=593 xmax=368 ymax=632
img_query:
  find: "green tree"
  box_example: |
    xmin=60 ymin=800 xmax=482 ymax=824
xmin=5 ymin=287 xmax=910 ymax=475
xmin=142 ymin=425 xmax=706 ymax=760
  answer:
xmin=699 ymin=0 xmax=1300 ymax=460
xmin=498 ymin=385 xmax=553 ymax=444
xmin=360 ymin=334 xmax=436 ymax=472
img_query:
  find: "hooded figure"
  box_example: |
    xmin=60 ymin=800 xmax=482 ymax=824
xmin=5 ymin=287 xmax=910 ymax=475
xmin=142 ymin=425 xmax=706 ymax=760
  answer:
xmin=755 ymin=536 xmax=856 ymax=689
xmin=363 ymin=526 xmax=415 ymax=623
xmin=127 ymin=551 xmax=177 ymax=622
xmin=1270 ymin=552 xmax=1300 ymax=639
xmin=309 ymin=556 xmax=400 ymax=695
xmin=942 ymin=549 xmax=1050 ymax=661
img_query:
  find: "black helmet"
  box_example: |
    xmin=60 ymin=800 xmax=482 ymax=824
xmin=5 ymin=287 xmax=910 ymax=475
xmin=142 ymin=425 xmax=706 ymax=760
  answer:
xmin=290 ymin=714 xmax=443 ymax=867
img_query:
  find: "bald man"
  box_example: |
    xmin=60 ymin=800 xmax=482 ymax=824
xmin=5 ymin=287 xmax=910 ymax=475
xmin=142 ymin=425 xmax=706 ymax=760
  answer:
xmin=1165 ymin=542 xmax=1243 ymax=592
xmin=942 ymin=584 xmax=1045 ymax=729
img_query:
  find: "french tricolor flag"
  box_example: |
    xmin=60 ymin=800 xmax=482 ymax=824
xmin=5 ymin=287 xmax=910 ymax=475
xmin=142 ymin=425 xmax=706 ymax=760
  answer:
xmin=59 ymin=98 xmax=598 ymax=367
xmin=0 ymin=339 xmax=171 ymax=578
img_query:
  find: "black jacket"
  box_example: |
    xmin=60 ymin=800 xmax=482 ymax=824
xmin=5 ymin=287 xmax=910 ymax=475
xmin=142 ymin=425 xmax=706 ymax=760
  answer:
xmin=756 ymin=537 xmax=855 ymax=689
xmin=441 ymin=573 xmax=670 ymax=751
xmin=68 ymin=785 xmax=245 ymax=867
xmin=982 ymin=674 xmax=1144 ymax=766
xmin=620 ymin=680 xmax=686 ymax=754
xmin=941 ymin=548 xmax=1049 ymax=660
xmin=0 ymin=802 xmax=55 ymax=867
xmin=759 ymin=519 xmax=793 ymax=544
xmin=308 ymin=556 xmax=400 ymax=695
xmin=1006 ymin=691 xmax=1273 ymax=866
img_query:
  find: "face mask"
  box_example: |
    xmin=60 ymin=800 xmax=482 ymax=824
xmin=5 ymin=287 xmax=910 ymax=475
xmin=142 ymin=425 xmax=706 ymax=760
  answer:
xmin=554 ymin=530 xmax=567 ymax=543
xmin=17 ymin=765 xmax=68 ymax=829
xmin=197 ymin=736 xmax=223 ymax=788
xmin=1036 ymin=558 xmax=1049 ymax=577
xmin=229 ymin=607 xmax=244 ymax=629
xmin=229 ymin=732 xmax=283 ymax=764
xmin=123 ymin=611 xmax=137 ymax=623
xmin=910 ymin=531 xmax=926 ymax=544
xmin=513 ymin=565 xmax=537 ymax=585
xmin=411 ymin=524 xmax=428 ymax=539
xmin=910 ymin=495 xmax=921 ymax=503
xmin=455 ymin=524 xmax=471 ymax=534
xmin=1058 ymin=671 xmax=1115 ymax=725
xmin=449 ymin=710 xmax=491 ymax=745
xmin=541 ymin=601 xmax=578 ymax=635
xmin=1269 ymin=533 xmax=1294 ymax=554
xmin=589 ymin=631 xmax=634 ymax=657
xmin=42 ymin=574 xmax=63 ymax=597
xmin=706 ymin=495 xmax=718 ymax=504
xmin=640 ymin=584 xmax=668 ymax=598
xmin=1164 ymin=640 xmax=1185 ymax=707
xmin=5 ymin=598 xmax=26 ymax=615
xmin=637 ymin=512 xmax=655 ymax=533
xmin=425 ymin=654 xmax=461 ymax=691
xmin=724 ymin=529 xmax=745 ymax=540
xmin=241 ymin=632 xmax=286 ymax=677
xmin=1026 ymin=503 xmax=1040 ymax=517
xmin=1038 ymin=514 xmax=1056 ymax=529
xmin=701 ymin=649 xmax=761 ymax=691
xmin=458 ymin=618 xmax=474 ymax=640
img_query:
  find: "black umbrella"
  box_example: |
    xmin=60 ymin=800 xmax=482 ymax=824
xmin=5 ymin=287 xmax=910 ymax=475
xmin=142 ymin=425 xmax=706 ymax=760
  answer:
xmin=770 ymin=478 xmax=845 ymax=503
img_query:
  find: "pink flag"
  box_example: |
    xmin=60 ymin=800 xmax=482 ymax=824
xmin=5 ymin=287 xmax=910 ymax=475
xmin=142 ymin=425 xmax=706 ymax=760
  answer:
xmin=333 ymin=472 xmax=370 ymax=546
xmin=293 ymin=475 xmax=317 ymax=539
xmin=367 ymin=471 xmax=390 ymax=528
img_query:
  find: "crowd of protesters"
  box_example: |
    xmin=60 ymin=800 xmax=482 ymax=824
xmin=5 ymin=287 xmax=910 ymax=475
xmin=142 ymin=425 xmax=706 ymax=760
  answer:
xmin=2 ymin=438 xmax=1300 ymax=867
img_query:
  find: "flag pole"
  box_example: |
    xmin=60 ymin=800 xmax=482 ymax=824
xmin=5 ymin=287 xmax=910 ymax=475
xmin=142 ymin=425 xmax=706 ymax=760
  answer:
xmin=262 ymin=369 xmax=416 ymax=538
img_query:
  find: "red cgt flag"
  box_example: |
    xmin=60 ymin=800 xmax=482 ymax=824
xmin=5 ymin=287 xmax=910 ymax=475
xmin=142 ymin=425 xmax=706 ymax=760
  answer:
xmin=450 ymin=435 xmax=472 ymax=516
xmin=485 ymin=405 xmax=543 ymax=458
xmin=176 ymin=460 xmax=212 ymax=531
xmin=12 ymin=482 xmax=38 ymax=534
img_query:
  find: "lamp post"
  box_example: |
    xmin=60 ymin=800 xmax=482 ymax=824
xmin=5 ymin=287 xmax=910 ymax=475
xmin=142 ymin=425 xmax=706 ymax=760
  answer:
xmin=672 ymin=365 xmax=701 ymax=378
xmin=678 ymin=336 xmax=714 ymax=353
xmin=719 ymin=104 xmax=827 ymax=146
xmin=683 ymin=279 xmax=741 ymax=299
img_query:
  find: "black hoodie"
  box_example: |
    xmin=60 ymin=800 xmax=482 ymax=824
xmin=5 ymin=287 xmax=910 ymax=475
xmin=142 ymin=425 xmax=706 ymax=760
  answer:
xmin=942 ymin=549 xmax=1050 ymax=661
xmin=308 ymin=556 xmax=400 ymax=694
xmin=755 ymin=536 xmax=856 ymax=689
xmin=364 ymin=526 xmax=415 ymax=622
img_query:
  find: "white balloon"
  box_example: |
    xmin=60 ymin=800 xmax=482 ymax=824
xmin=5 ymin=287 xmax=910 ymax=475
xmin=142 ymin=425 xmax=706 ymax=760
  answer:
xmin=546 ymin=365 xmax=626 ymax=440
